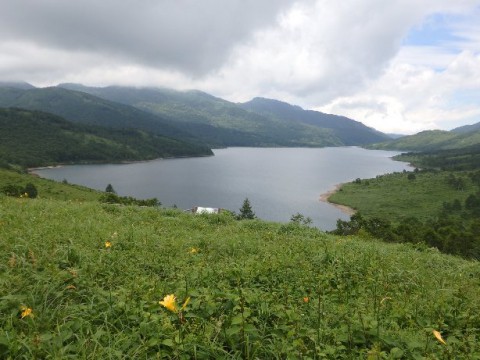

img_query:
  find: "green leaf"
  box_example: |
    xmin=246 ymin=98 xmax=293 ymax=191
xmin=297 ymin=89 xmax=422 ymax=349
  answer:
xmin=161 ymin=339 xmax=174 ymax=347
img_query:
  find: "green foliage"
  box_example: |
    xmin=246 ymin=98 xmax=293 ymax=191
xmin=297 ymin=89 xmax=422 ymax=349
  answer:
xmin=57 ymin=84 xmax=389 ymax=147
xmin=369 ymin=129 xmax=480 ymax=151
xmin=395 ymin=144 xmax=480 ymax=171
xmin=24 ymin=183 xmax=38 ymax=198
xmin=1 ymin=182 xmax=37 ymax=198
xmin=329 ymin=170 xmax=477 ymax=221
xmin=0 ymin=86 xmax=212 ymax=149
xmin=290 ymin=212 xmax=313 ymax=226
xmin=237 ymin=198 xmax=256 ymax=220
xmin=0 ymin=169 xmax=100 ymax=202
xmin=99 ymin=192 xmax=160 ymax=207
xmin=0 ymin=196 xmax=479 ymax=358
xmin=330 ymin=170 xmax=480 ymax=259
xmin=0 ymin=107 xmax=212 ymax=168
xmin=105 ymin=183 xmax=116 ymax=194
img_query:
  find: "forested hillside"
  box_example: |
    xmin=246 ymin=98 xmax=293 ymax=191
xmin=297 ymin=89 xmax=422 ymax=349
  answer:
xmin=0 ymin=108 xmax=212 ymax=168
xmin=394 ymin=144 xmax=480 ymax=171
xmin=329 ymin=142 xmax=480 ymax=260
xmin=368 ymin=129 xmax=480 ymax=151
xmin=0 ymin=85 xmax=210 ymax=148
xmin=241 ymin=97 xmax=390 ymax=145
xmin=58 ymin=84 xmax=389 ymax=147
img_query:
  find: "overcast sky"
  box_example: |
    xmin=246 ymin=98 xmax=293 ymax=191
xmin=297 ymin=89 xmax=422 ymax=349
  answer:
xmin=1 ymin=0 xmax=479 ymax=134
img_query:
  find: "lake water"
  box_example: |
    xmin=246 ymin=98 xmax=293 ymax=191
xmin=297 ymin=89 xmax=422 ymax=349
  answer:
xmin=35 ymin=147 xmax=409 ymax=230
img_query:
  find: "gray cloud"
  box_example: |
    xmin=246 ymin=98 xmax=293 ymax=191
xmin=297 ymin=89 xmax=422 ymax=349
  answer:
xmin=1 ymin=0 xmax=479 ymax=133
xmin=0 ymin=0 xmax=293 ymax=75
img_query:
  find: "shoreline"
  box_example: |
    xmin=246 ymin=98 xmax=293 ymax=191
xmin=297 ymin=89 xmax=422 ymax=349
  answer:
xmin=27 ymin=153 xmax=215 ymax=176
xmin=319 ymin=184 xmax=356 ymax=216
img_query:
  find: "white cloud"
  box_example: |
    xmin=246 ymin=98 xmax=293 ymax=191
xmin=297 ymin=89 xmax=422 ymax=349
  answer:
xmin=318 ymin=51 xmax=480 ymax=133
xmin=1 ymin=0 xmax=480 ymax=133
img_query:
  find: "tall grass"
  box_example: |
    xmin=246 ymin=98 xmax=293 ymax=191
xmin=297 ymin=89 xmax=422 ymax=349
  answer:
xmin=1 ymin=196 xmax=479 ymax=358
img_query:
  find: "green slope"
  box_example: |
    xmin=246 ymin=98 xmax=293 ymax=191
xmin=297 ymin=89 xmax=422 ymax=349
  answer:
xmin=59 ymin=84 xmax=388 ymax=147
xmin=1 ymin=189 xmax=479 ymax=358
xmin=369 ymin=129 xmax=480 ymax=151
xmin=0 ymin=168 xmax=101 ymax=201
xmin=329 ymin=171 xmax=477 ymax=221
xmin=0 ymin=108 xmax=212 ymax=168
xmin=0 ymin=85 xmax=211 ymax=152
xmin=241 ymin=97 xmax=390 ymax=145
xmin=395 ymin=144 xmax=480 ymax=171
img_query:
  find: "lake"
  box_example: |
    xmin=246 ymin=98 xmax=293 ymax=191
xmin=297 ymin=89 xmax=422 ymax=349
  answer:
xmin=34 ymin=147 xmax=410 ymax=230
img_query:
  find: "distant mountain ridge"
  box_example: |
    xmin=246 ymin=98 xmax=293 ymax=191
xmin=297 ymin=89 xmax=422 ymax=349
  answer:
xmin=368 ymin=129 xmax=480 ymax=151
xmin=57 ymin=83 xmax=390 ymax=147
xmin=0 ymin=82 xmax=391 ymax=150
xmin=0 ymin=85 xmax=205 ymax=145
xmin=452 ymin=122 xmax=480 ymax=134
xmin=240 ymin=97 xmax=390 ymax=145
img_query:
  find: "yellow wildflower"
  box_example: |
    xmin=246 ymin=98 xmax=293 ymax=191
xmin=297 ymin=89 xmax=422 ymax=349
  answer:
xmin=433 ymin=330 xmax=447 ymax=345
xmin=20 ymin=306 xmax=33 ymax=319
xmin=105 ymin=241 xmax=112 ymax=249
xmin=189 ymin=247 xmax=199 ymax=254
xmin=159 ymin=294 xmax=190 ymax=313
xmin=160 ymin=294 xmax=178 ymax=312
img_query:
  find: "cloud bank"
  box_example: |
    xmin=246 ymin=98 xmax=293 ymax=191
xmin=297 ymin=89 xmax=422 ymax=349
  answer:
xmin=1 ymin=0 xmax=479 ymax=133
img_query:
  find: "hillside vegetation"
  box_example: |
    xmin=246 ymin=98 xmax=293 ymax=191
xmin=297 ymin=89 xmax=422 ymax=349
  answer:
xmin=58 ymin=84 xmax=389 ymax=147
xmin=394 ymin=144 xmax=480 ymax=171
xmin=1 ymin=189 xmax=479 ymax=358
xmin=329 ymin=168 xmax=480 ymax=259
xmin=0 ymin=168 xmax=101 ymax=202
xmin=0 ymin=108 xmax=212 ymax=168
xmin=368 ymin=129 xmax=480 ymax=151
xmin=0 ymin=85 xmax=210 ymax=149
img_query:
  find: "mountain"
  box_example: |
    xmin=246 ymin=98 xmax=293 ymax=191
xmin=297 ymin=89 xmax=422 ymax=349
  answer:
xmin=0 ymin=108 xmax=212 ymax=168
xmin=451 ymin=121 xmax=480 ymax=134
xmin=58 ymin=84 xmax=389 ymax=147
xmin=368 ymin=129 xmax=480 ymax=151
xmin=0 ymin=81 xmax=36 ymax=90
xmin=0 ymin=85 xmax=211 ymax=152
xmin=240 ymin=97 xmax=391 ymax=145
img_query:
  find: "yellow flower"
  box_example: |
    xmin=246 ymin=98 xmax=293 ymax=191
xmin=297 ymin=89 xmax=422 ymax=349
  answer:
xmin=159 ymin=295 xmax=190 ymax=313
xmin=105 ymin=241 xmax=112 ymax=249
xmin=433 ymin=330 xmax=447 ymax=345
xmin=160 ymin=294 xmax=178 ymax=312
xmin=189 ymin=247 xmax=199 ymax=254
xmin=20 ymin=306 xmax=33 ymax=319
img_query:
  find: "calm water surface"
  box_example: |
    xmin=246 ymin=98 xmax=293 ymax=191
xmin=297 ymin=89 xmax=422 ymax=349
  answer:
xmin=35 ymin=147 xmax=409 ymax=230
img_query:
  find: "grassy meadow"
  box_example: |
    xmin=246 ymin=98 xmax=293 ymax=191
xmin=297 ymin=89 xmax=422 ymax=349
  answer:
xmin=328 ymin=171 xmax=477 ymax=221
xmin=0 ymin=169 xmax=101 ymax=202
xmin=1 ymin=188 xmax=479 ymax=358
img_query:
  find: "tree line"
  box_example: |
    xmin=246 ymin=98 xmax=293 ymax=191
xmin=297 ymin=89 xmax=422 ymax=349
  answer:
xmin=331 ymin=171 xmax=480 ymax=260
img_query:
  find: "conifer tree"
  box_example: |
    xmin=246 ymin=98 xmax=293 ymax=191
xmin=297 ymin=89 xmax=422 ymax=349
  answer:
xmin=105 ymin=183 xmax=116 ymax=194
xmin=238 ymin=197 xmax=256 ymax=220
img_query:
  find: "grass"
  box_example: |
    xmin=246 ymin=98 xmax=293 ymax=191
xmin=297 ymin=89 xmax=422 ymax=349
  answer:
xmin=328 ymin=171 xmax=477 ymax=221
xmin=0 ymin=169 xmax=101 ymax=202
xmin=1 ymin=192 xmax=479 ymax=358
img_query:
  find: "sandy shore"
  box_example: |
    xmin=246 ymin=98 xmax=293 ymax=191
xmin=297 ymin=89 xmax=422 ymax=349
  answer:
xmin=319 ymin=184 xmax=356 ymax=216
